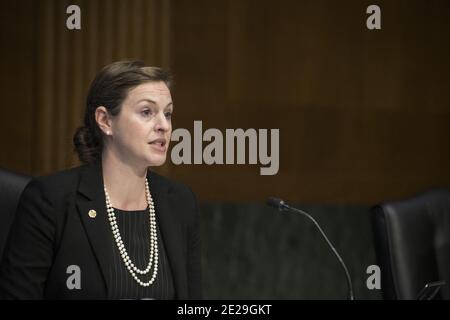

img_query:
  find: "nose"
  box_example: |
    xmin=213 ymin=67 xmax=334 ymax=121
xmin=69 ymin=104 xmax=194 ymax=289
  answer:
xmin=154 ymin=111 xmax=171 ymax=133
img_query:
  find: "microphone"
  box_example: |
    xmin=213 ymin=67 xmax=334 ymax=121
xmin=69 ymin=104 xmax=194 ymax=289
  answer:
xmin=267 ymin=197 xmax=355 ymax=300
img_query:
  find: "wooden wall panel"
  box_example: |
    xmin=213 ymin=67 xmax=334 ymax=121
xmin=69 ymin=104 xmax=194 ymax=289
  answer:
xmin=0 ymin=0 xmax=449 ymax=204
xmin=0 ymin=1 xmax=36 ymax=173
xmin=169 ymin=0 xmax=450 ymax=204
xmin=0 ymin=0 xmax=172 ymax=176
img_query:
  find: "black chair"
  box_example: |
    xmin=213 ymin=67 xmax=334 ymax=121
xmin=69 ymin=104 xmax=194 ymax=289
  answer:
xmin=371 ymin=189 xmax=450 ymax=300
xmin=0 ymin=168 xmax=31 ymax=258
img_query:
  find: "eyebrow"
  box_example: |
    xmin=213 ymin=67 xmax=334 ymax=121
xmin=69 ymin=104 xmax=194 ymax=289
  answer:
xmin=136 ymin=99 xmax=173 ymax=108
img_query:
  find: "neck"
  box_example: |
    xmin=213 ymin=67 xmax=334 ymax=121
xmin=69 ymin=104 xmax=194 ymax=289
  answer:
xmin=101 ymin=149 xmax=148 ymax=211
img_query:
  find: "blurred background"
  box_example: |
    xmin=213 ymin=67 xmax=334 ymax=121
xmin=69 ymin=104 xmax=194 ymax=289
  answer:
xmin=0 ymin=0 xmax=449 ymax=299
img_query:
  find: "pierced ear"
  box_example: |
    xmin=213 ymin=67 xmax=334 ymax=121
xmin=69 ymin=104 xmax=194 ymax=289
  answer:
xmin=95 ymin=106 xmax=113 ymax=135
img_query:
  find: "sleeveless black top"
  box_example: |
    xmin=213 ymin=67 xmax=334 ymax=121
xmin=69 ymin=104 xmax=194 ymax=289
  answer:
xmin=108 ymin=206 xmax=175 ymax=300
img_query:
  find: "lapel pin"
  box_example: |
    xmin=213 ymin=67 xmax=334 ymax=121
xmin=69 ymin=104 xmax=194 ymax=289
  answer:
xmin=88 ymin=209 xmax=97 ymax=218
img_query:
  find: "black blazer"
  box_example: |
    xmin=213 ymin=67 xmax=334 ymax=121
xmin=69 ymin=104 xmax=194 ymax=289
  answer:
xmin=0 ymin=160 xmax=202 ymax=299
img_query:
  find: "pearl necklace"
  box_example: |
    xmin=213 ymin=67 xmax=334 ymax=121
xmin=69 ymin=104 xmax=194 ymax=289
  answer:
xmin=104 ymin=178 xmax=158 ymax=287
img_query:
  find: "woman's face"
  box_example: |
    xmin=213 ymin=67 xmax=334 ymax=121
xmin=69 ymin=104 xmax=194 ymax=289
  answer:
xmin=109 ymin=81 xmax=173 ymax=168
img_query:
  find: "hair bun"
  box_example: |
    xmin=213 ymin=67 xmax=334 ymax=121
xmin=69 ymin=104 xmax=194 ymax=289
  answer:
xmin=73 ymin=126 xmax=101 ymax=164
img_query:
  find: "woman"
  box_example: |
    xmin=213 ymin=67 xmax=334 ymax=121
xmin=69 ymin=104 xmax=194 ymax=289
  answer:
xmin=0 ymin=61 xmax=202 ymax=299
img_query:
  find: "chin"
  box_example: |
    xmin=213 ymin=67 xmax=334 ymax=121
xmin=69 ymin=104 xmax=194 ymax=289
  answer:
xmin=146 ymin=155 xmax=167 ymax=167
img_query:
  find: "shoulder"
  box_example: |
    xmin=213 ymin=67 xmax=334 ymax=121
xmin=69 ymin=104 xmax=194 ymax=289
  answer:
xmin=35 ymin=165 xmax=85 ymax=186
xmin=148 ymin=170 xmax=199 ymax=224
xmin=22 ymin=165 xmax=87 ymax=205
xmin=148 ymin=170 xmax=197 ymax=202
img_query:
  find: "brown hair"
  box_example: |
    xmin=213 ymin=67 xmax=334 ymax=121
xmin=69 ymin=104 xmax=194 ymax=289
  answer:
xmin=73 ymin=60 xmax=172 ymax=164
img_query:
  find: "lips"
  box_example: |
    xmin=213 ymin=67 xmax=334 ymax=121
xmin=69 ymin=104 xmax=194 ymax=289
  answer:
xmin=148 ymin=138 xmax=167 ymax=152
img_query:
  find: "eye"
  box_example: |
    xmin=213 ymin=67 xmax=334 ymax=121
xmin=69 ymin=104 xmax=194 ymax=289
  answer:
xmin=165 ymin=111 xmax=173 ymax=119
xmin=141 ymin=109 xmax=152 ymax=117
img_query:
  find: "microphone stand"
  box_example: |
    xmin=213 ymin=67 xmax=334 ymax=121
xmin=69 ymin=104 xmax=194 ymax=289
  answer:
xmin=271 ymin=199 xmax=355 ymax=300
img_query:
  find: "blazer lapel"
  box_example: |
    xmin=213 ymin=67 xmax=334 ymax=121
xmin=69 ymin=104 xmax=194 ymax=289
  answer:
xmin=75 ymin=160 xmax=112 ymax=296
xmin=74 ymin=161 xmax=186 ymax=299
xmin=148 ymin=170 xmax=187 ymax=299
